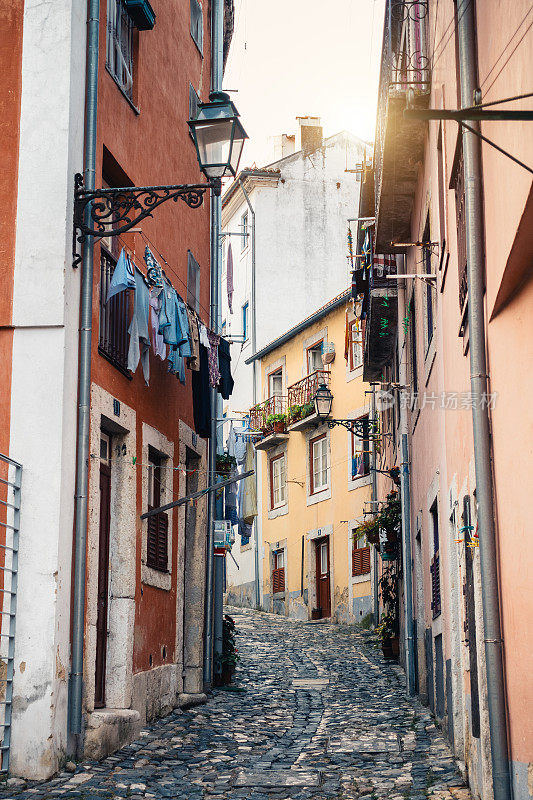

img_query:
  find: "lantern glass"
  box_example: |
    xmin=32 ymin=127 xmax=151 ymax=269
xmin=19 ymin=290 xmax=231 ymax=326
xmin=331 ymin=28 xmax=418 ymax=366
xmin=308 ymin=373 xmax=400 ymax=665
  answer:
xmin=188 ymin=92 xmax=248 ymax=180
xmin=314 ymin=384 xmax=333 ymax=420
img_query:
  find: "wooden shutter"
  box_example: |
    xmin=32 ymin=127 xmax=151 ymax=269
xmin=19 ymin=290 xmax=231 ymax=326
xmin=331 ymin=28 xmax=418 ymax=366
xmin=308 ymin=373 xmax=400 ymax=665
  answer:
xmin=146 ymin=508 xmax=168 ymax=572
xmin=352 ymin=546 xmax=371 ymax=577
xmin=430 ymin=552 xmax=441 ymax=618
xmin=272 ymin=567 xmax=285 ymax=594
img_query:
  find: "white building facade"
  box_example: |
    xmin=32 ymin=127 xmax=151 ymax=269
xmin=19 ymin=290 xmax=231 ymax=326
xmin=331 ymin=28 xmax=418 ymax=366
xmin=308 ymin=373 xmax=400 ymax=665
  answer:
xmin=221 ymin=118 xmax=365 ymax=608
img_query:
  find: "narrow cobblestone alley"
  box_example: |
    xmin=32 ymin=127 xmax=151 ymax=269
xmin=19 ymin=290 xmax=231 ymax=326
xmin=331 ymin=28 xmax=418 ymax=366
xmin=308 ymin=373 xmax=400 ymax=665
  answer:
xmin=0 ymin=610 xmax=470 ymax=800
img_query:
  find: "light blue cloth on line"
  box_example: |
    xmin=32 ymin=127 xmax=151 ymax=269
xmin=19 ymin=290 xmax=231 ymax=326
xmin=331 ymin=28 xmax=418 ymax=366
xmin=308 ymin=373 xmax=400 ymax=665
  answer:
xmin=127 ymin=269 xmax=151 ymax=384
xmin=107 ymin=248 xmax=135 ymax=301
xmin=177 ymin=296 xmax=192 ymax=358
xmin=168 ymin=347 xmax=186 ymax=384
xmin=159 ymin=286 xmax=188 ymax=348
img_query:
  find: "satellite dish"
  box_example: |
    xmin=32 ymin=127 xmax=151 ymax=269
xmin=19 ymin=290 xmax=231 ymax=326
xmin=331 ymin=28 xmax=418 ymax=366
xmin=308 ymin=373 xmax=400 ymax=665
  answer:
xmin=322 ymin=342 xmax=336 ymax=364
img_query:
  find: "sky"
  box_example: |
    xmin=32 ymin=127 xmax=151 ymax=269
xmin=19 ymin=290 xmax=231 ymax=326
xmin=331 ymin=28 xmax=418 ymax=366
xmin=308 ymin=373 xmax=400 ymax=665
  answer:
xmin=223 ymin=0 xmax=386 ymax=169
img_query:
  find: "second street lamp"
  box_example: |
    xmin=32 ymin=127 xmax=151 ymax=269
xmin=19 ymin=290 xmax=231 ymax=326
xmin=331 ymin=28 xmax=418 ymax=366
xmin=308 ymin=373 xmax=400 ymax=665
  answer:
xmin=72 ymin=92 xmax=248 ymax=267
xmin=314 ymin=383 xmax=376 ymax=439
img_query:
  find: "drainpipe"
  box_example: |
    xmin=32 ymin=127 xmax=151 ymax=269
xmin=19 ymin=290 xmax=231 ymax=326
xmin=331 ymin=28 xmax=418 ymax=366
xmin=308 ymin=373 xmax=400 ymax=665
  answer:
xmin=397 ymin=254 xmax=415 ymax=696
xmin=456 ymin=3 xmax=511 ymax=798
xmin=238 ymin=178 xmax=260 ymax=609
xmin=69 ymin=0 xmax=100 ymax=738
xmin=371 ymin=386 xmax=379 ymax=626
xmin=203 ymin=0 xmax=224 ymax=689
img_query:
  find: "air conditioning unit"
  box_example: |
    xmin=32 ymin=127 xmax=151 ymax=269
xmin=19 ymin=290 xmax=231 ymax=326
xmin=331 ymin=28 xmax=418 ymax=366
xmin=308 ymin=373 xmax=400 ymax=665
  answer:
xmin=322 ymin=342 xmax=336 ymax=364
xmin=214 ymin=520 xmax=233 ymax=548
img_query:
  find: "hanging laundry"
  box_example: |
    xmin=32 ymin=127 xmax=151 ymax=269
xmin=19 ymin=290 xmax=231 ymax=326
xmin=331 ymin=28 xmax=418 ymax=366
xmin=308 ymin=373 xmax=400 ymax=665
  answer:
xmin=228 ymin=423 xmax=247 ymax=464
xmin=344 ymin=307 xmax=350 ymax=362
xmin=127 ymin=269 xmax=151 ymax=384
xmin=144 ymin=246 xmax=163 ymax=287
xmin=149 ymin=289 xmax=167 ymax=360
xmin=168 ymin=347 xmax=186 ymax=384
xmin=238 ymin=518 xmax=252 ymax=546
xmin=158 ymin=285 xmax=188 ymax=348
xmin=207 ymin=330 xmax=221 ymax=387
xmin=176 ymin=296 xmax=192 ymax=358
xmin=107 ymin=248 xmax=135 ymax=301
xmin=185 ymin=307 xmax=200 ymax=371
xmin=191 ymin=344 xmax=211 ymax=438
xmin=217 ymin=337 xmax=234 ymax=399
xmin=225 ymin=475 xmax=238 ymax=526
xmin=198 ymin=322 xmax=210 ymax=348
xmin=240 ymin=441 xmax=257 ymax=524
xmin=227 ymin=242 xmax=234 ymax=314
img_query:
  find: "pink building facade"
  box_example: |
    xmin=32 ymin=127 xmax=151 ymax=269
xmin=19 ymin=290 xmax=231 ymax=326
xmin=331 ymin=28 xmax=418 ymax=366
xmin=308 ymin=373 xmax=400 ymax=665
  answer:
xmin=359 ymin=2 xmax=533 ymax=799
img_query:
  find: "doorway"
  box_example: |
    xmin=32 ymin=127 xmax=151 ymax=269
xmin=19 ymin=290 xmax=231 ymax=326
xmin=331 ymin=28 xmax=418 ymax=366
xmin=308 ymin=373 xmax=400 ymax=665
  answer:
xmin=95 ymin=433 xmax=112 ymax=708
xmin=314 ymin=537 xmax=331 ymax=618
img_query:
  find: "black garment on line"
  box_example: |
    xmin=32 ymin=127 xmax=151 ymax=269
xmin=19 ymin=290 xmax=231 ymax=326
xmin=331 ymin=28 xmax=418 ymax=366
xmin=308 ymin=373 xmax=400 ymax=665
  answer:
xmin=192 ymin=343 xmax=211 ymax=438
xmin=217 ymin=337 xmax=234 ymax=400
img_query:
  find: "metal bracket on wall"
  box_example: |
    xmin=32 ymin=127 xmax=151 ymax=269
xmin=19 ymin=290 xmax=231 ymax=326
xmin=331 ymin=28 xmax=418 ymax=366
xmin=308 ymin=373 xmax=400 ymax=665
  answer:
xmin=72 ymin=172 xmax=218 ymax=268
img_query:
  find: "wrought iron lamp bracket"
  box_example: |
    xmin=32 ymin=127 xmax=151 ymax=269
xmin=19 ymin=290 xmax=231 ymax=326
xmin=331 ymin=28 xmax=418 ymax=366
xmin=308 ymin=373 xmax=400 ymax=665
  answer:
xmin=72 ymin=173 xmax=219 ymax=268
xmin=325 ymin=419 xmax=378 ymax=438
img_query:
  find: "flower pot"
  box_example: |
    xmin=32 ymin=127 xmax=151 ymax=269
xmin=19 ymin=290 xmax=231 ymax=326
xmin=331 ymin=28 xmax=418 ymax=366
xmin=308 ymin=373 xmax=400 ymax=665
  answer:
xmin=221 ymin=665 xmax=234 ymax=685
xmin=391 ymin=635 xmax=400 ymax=658
xmin=311 ymin=608 xmax=322 ymax=620
xmin=272 ymin=421 xmax=286 ymax=433
xmin=381 ymin=639 xmax=394 ymax=659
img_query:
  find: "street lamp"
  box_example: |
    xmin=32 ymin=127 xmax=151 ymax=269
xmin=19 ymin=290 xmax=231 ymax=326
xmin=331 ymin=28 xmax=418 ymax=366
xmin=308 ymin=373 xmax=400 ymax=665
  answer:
xmin=314 ymin=382 xmax=376 ymax=439
xmin=188 ymin=91 xmax=248 ymax=185
xmin=73 ymin=92 xmax=248 ymax=268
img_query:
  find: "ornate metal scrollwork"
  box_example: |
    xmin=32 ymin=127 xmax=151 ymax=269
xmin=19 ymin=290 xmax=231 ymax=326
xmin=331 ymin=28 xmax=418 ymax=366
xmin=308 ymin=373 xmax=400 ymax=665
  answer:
xmin=326 ymin=419 xmax=379 ymax=439
xmin=72 ymin=173 xmax=215 ymax=268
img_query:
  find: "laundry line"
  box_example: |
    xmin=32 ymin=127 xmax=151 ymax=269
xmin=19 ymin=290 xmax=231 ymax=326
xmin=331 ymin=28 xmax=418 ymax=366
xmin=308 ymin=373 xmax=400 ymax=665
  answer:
xmin=141 ymin=469 xmax=255 ymax=519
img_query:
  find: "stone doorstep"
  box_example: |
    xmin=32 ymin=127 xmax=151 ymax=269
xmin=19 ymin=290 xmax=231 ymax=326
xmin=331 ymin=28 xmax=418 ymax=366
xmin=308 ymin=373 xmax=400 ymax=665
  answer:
xmin=84 ymin=708 xmax=142 ymax=762
xmin=234 ymin=769 xmax=321 ymax=787
xmin=176 ymin=692 xmax=208 ymax=710
xmin=291 ymin=679 xmax=329 ymax=689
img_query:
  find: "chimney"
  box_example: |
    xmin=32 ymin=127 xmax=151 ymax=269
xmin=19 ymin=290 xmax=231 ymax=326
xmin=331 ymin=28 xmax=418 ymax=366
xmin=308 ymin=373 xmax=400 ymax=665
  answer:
xmin=296 ymin=116 xmax=323 ymax=153
xmin=270 ymin=133 xmax=296 ymax=161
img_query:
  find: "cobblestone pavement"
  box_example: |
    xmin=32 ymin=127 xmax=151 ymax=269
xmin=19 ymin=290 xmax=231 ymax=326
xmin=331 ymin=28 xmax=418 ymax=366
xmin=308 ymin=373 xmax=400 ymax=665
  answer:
xmin=0 ymin=609 xmax=470 ymax=800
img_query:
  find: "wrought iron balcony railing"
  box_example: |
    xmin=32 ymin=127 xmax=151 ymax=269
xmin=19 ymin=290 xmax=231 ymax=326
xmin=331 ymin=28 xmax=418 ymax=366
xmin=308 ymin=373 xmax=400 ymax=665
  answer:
xmin=287 ymin=370 xmax=331 ymax=413
xmin=249 ymin=395 xmax=287 ymax=432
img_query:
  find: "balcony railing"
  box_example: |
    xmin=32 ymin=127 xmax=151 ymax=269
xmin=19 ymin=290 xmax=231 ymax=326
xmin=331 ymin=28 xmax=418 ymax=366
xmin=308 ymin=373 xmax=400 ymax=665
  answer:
xmin=287 ymin=369 xmax=330 ymax=413
xmin=249 ymin=395 xmax=287 ymax=432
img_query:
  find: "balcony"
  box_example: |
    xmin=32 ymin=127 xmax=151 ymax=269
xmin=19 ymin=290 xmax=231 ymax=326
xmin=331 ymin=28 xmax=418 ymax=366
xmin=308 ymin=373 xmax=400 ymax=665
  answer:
xmin=287 ymin=369 xmax=331 ymax=431
xmin=250 ymin=395 xmax=289 ymax=451
xmin=374 ymin=0 xmax=431 ymax=253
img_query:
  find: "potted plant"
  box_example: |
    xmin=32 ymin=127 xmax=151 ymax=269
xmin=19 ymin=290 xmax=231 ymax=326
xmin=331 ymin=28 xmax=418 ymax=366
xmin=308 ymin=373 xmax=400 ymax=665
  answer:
xmin=378 ymin=566 xmax=399 ymax=658
xmin=378 ymin=491 xmax=401 ymax=543
xmin=355 ymin=517 xmax=380 ymax=545
xmin=216 ymin=453 xmax=237 ymax=475
xmin=214 ymin=614 xmax=240 ymax=686
xmin=300 ymin=400 xmax=315 ymax=420
xmin=287 ymin=404 xmax=303 ymax=423
xmin=376 ymin=612 xmax=397 ymax=659
xmin=266 ymin=413 xmax=287 ymax=433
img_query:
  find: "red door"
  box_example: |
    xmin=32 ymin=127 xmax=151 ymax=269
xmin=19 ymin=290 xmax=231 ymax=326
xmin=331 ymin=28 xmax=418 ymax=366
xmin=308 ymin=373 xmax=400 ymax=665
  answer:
xmin=315 ymin=537 xmax=331 ymax=618
xmin=95 ymin=463 xmax=111 ymax=708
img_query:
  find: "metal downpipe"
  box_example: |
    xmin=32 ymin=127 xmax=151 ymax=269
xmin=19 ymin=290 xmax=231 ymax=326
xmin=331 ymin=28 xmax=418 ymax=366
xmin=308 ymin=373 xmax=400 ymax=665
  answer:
xmin=371 ymin=386 xmax=379 ymax=626
xmin=397 ymin=255 xmax=416 ymax=696
xmin=203 ymin=0 xmax=224 ymax=689
xmin=238 ymin=179 xmax=260 ymax=609
xmin=456 ymin=2 xmax=511 ymax=797
xmin=70 ymin=0 xmax=100 ymax=737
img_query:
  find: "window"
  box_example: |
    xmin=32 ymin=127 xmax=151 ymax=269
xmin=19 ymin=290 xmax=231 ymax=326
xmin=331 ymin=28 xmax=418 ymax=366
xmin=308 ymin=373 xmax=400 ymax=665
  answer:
xmin=349 ymin=320 xmax=363 ymax=371
xmin=408 ymin=295 xmax=418 ymax=395
xmin=221 ymin=320 xmax=227 ymax=338
xmin=352 ymin=528 xmax=371 ymax=576
xmin=270 ymin=454 xmax=286 ymax=509
xmin=454 ymin=145 xmax=468 ymax=333
xmin=187 ymin=250 xmax=201 ymax=313
xmin=241 ymin=212 xmax=248 ymax=251
xmin=242 ymin=302 xmax=249 ymax=341
xmin=99 ymin=249 xmax=130 ymax=374
xmin=430 ymin=501 xmax=441 ymax=618
xmin=272 ymin=550 xmax=285 ymax=593
xmin=190 ymin=0 xmax=203 ymax=53
xmin=268 ymin=368 xmax=283 ymax=397
xmin=106 ymin=0 xmax=134 ymax=99
xmin=310 ymin=434 xmax=328 ymax=494
xmin=146 ymin=450 xmax=169 ymax=572
xmin=351 ymin=416 xmax=370 ymax=479
xmin=189 ymin=83 xmax=200 ymax=123
xmin=423 ymin=215 xmax=434 ymax=350
xmin=307 ymin=341 xmax=324 ymax=374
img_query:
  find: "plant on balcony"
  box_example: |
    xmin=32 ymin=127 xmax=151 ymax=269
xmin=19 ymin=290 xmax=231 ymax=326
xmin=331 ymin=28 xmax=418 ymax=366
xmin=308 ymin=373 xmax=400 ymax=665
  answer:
xmin=214 ymin=614 xmax=240 ymax=685
xmin=354 ymin=516 xmax=380 ymax=545
xmin=378 ymin=565 xmax=399 ymax=659
xmin=265 ymin=413 xmax=287 ymax=433
xmin=378 ymin=490 xmax=401 ymax=542
xmin=300 ymin=400 xmax=315 ymax=420
xmin=287 ymin=404 xmax=303 ymax=423
xmin=216 ymin=453 xmax=237 ymax=475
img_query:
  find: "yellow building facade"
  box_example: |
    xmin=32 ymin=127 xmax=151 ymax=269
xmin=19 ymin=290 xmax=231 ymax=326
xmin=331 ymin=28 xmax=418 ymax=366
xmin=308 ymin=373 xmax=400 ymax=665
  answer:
xmin=248 ymin=291 xmax=374 ymax=623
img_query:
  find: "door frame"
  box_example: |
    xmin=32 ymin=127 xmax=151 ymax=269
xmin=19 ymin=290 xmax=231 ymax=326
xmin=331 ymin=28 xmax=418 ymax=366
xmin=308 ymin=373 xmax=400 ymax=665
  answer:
xmin=95 ymin=459 xmax=111 ymax=708
xmin=314 ymin=536 xmax=331 ymax=618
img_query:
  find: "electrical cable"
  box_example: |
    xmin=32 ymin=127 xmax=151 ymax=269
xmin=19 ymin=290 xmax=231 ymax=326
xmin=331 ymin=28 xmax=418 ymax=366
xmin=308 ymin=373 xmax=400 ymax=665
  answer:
xmin=479 ymin=6 xmax=533 ymax=93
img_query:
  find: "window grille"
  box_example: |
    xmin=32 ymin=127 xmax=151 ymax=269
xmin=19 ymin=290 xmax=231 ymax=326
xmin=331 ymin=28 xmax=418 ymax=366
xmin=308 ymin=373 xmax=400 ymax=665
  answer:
xmin=190 ymin=0 xmax=203 ymax=52
xmin=106 ymin=0 xmax=134 ymax=99
xmin=99 ymin=249 xmax=130 ymax=374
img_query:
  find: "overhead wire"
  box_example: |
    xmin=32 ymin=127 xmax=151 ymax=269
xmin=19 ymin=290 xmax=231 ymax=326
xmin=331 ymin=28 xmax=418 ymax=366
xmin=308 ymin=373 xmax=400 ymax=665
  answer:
xmin=479 ymin=6 xmax=533 ymax=96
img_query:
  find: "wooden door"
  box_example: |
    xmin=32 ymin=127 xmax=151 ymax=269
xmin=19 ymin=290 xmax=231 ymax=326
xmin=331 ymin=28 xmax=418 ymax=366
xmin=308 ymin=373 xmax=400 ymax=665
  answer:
xmin=315 ymin=537 xmax=331 ymax=618
xmin=95 ymin=463 xmax=111 ymax=708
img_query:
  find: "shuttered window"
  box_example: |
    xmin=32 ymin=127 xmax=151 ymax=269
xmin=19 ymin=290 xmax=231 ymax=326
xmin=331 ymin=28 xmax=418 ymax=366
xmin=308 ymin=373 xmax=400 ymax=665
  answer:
xmin=146 ymin=451 xmax=169 ymax=572
xmin=99 ymin=249 xmax=130 ymax=375
xmin=352 ymin=545 xmax=371 ymax=577
xmin=272 ymin=550 xmax=285 ymax=594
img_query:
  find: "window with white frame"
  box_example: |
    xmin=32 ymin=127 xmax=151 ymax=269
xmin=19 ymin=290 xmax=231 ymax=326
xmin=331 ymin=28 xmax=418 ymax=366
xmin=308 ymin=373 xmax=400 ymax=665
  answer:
xmin=270 ymin=454 xmax=286 ymax=509
xmin=349 ymin=320 xmax=363 ymax=371
xmin=106 ymin=0 xmax=134 ymax=99
xmin=190 ymin=0 xmax=203 ymax=52
xmin=307 ymin=341 xmax=324 ymax=374
xmin=351 ymin=415 xmax=370 ymax=479
xmin=242 ymin=302 xmax=249 ymax=341
xmin=268 ymin=368 xmax=283 ymax=397
xmin=241 ymin=212 xmax=248 ymax=251
xmin=310 ymin=434 xmax=328 ymax=493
